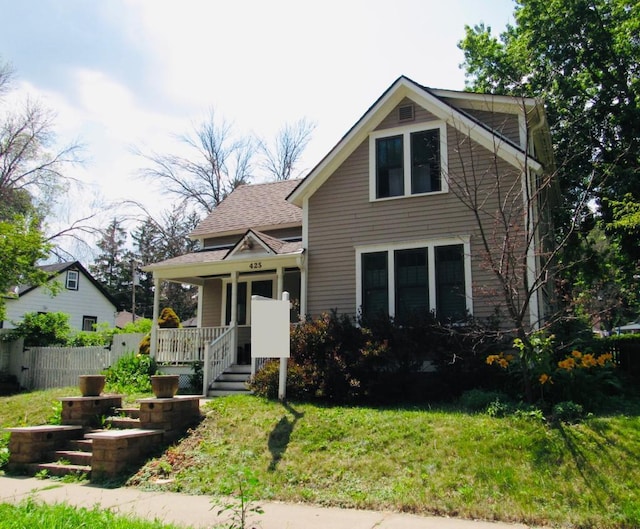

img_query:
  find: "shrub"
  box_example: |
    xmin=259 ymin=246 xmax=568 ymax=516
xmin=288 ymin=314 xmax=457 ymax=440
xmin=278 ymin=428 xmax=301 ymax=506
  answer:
xmin=551 ymin=401 xmax=585 ymax=423
xmin=139 ymin=308 xmax=181 ymax=354
xmin=459 ymin=389 xmax=512 ymax=413
xmin=7 ymin=312 xmax=72 ymax=346
xmin=102 ymin=353 xmax=157 ymax=394
xmin=251 ymin=310 xmax=504 ymax=404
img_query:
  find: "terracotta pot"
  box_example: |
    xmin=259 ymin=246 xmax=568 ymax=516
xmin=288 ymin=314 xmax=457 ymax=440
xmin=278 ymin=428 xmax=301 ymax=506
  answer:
xmin=151 ymin=375 xmax=179 ymax=398
xmin=78 ymin=375 xmax=106 ymax=397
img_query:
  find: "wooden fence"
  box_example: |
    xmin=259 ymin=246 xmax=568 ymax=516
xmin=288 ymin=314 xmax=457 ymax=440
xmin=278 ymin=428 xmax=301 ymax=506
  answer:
xmin=4 ymin=333 xmax=145 ymax=391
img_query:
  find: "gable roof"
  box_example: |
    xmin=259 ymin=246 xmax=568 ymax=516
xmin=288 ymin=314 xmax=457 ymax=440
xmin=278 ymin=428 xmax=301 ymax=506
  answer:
xmin=190 ymin=179 xmax=303 ymax=240
xmin=8 ymin=261 xmax=119 ymax=308
xmin=288 ymin=75 xmax=548 ymax=206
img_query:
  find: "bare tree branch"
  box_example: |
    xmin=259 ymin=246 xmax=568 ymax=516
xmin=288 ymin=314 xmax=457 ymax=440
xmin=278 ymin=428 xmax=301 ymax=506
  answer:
xmin=259 ymin=117 xmax=316 ymax=180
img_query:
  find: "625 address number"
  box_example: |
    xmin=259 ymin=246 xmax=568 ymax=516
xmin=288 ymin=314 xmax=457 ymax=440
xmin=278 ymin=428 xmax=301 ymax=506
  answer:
xmin=249 ymin=262 xmax=263 ymax=270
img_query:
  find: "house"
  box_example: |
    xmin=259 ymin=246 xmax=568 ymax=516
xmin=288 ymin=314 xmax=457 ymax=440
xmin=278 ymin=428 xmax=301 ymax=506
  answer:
xmin=144 ymin=76 xmax=554 ymax=391
xmin=2 ymin=261 xmax=118 ymax=332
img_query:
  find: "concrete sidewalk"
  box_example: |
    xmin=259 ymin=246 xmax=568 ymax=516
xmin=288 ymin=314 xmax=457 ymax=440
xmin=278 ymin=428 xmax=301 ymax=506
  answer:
xmin=0 ymin=475 xmax=535 ymax=529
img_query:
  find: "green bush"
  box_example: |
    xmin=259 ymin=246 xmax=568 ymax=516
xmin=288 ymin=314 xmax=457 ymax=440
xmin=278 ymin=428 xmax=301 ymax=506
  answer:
xmin=8 ymin=312 xmax=72 ymax=346
xmin=459 ymin=389 xmax=512 ymax=413
xmin=102 ymin=353 xmax=157 ymax=394
xmin=551 ymin=401 xmax=585 ymax=423
xmin=251 ymin=311 xmax=503 ymax=404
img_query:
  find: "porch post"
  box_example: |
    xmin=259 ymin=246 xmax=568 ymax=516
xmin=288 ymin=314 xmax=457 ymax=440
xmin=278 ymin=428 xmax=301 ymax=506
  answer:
xmin=230 ymin=271 xmax=238 ymax=363
xmin=276 ymin=266 xmax=284 ymax=299
xmin=150 ymin=276 xmax=161 ymax=358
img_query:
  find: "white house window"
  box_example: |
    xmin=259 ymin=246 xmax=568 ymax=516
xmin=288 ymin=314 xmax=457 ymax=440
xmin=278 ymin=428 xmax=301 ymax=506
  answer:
xmin=370 ymin=122 xmax=447 ymax=200
xmin=357 ymin=238 xmax=471 ymax=322
xmin=66 ymin=270 xmax=79 ymax=290
xmin=82 ymin=316 xmax=97 ymax=331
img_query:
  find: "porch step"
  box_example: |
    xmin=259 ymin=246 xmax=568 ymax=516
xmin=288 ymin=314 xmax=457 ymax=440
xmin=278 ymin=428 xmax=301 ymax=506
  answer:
xmin=28 ymin=461 xmax=91 ymax=479
xmin=207 ymin=364 xmax=252 ymax=397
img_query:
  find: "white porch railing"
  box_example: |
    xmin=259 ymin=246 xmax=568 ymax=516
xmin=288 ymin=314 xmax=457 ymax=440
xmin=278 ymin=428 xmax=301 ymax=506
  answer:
xmin=203 ymin=323 xmax=237 ymax=395
xmin=155 ymin=326 xmax=230 ymax=365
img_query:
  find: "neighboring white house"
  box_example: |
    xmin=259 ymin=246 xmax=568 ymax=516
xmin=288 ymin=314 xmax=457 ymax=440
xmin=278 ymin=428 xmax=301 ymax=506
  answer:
xmin=2 ymin=261 xmax=118 ymax=332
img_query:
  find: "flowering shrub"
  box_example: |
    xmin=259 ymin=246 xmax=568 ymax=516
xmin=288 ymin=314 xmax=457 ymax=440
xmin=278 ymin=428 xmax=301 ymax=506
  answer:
xmin=486 ymin=332 xmax=620 ymax=409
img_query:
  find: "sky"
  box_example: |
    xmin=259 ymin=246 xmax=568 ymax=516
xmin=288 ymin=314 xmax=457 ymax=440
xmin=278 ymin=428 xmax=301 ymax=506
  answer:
xmin=0 ymin=0 xmax=516 ymax=260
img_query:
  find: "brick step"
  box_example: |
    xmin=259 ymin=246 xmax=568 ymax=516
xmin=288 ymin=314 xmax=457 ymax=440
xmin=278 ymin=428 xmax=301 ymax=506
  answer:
xmin=50 ymin=449 xmax=92 ymax=466
xmin=106 ymin=416 xmax=141 ymax=429
xmin=28 ymin=462 xmax=91 ymax=478
xmin=66 ymin=439 xmax=93 ymax=452
xmin=116 ymin=407 xmax=140 ymax=419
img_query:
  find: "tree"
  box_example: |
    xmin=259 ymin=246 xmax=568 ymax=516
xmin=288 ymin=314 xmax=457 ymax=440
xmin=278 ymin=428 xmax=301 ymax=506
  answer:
xmin=136 ymin=109 xmax=253 ymax=214
xmin=0 ymin=214 xmax=51 ymax=321
xmin=129 ymin=204 xmax=201 ymax=320
xmin=259 ymin=118 xmax=316 ymax=180
xmin=89 ymin=218 xmax=131 ymax=310
xmin=459 ymin=0 xmax=640 ymax=326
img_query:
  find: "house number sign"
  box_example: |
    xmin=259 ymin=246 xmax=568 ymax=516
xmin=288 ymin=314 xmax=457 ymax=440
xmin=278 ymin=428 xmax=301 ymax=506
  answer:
xmin=249 ymin=262 xmax=263 ymax=270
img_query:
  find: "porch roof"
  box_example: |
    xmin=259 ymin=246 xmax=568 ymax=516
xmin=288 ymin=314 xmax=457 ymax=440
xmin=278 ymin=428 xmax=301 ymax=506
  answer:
xmin=143 ymin=239 xmax=304 ymax=282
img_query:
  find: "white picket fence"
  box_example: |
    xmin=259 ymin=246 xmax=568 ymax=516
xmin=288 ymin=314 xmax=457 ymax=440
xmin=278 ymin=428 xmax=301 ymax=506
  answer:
xmin=4 ymin=333 xmax=145 ymax=390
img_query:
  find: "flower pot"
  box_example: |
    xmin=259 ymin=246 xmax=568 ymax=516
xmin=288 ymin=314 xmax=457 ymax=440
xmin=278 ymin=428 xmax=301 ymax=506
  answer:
xmin=78 ymin=375 xmax=106 ymax=397
xmin=151 ymin=375 xmax=179 ymax=398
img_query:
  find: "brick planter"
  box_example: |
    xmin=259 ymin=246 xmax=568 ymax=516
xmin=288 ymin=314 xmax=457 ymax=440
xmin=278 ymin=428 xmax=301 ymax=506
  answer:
xmin=59 ymin=395 xmax=123 ymax=427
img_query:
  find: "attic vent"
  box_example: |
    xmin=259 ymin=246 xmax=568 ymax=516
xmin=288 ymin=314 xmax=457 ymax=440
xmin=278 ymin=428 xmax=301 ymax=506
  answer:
xmin=398 ymin=104 xmax=414 ymax=122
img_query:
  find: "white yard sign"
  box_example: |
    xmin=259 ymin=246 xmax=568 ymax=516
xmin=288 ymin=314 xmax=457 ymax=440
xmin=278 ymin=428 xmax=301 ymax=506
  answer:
xmin=251 ymin=294 xmax=290 ymax=358
xmin=251 ymin=293 xmax=291 ymax=400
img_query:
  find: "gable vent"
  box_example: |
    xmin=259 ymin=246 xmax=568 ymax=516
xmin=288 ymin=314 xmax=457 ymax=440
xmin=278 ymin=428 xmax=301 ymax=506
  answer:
xmin=398 ymin=104 xmax=414 ymax=122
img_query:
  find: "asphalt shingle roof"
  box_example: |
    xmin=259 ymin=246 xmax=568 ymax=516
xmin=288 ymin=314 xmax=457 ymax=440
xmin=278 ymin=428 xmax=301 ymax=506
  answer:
xmin=190 ymin=179 xmax=302 ymax=238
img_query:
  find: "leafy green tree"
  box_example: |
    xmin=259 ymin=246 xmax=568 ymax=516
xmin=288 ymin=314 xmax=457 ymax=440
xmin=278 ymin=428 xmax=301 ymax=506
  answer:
xmin=0 ymin=215 xmax=51 ymax=321
xmin=459 ymin=0 xmax=640 ymax=326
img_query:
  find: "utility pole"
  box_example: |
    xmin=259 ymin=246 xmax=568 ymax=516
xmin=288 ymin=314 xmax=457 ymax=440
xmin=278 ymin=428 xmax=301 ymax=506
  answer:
xmin=131 ymin=261 xmax=139 ymax=323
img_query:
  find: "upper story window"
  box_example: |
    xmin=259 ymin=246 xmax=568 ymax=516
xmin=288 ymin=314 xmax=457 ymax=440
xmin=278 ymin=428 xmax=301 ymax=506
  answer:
xmin=370 ymin=122 xmax=447 ymax=200
xmin=65 ymin=270 xmax=79 ymax=290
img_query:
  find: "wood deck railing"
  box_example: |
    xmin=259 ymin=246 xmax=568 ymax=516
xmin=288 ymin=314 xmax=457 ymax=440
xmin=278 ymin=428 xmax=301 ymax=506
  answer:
xmin=155 ymin=327 xmax=230 ymax=365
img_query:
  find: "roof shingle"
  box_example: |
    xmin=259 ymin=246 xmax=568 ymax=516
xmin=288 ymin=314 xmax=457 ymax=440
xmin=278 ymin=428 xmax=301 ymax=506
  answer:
xmin=191 ymin=179 xmax=302 ymax=238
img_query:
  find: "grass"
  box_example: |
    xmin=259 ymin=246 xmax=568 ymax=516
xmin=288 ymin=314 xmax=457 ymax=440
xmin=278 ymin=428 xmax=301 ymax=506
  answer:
xmin=0 ymin=499 xmax=184 ymax=529
xmin=2 ymin=389 xmax=640 ymax=528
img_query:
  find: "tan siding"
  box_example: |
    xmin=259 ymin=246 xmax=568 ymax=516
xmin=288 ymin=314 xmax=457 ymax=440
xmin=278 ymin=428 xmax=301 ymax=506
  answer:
xmin=307 ymin=123 xmax=527 ymax=324
xmin=465 ymin=109 xmax=521 ymax=146
xmin=202 ymin=279 xmax=222 ymax=326
xmin=375 ymin=98 xmax=439 ymax=131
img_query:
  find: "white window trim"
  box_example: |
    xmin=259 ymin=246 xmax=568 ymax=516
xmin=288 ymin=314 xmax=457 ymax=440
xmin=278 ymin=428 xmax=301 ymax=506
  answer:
xmin=369 ymin=121 xmax=449 ymax=201
xmin=355 ymin=236 xmax=473 ymax=318
xmin=221 ymin=273 xmax=277 ymax=326
xmin=66 ymin=270 xmax=79 ymax=290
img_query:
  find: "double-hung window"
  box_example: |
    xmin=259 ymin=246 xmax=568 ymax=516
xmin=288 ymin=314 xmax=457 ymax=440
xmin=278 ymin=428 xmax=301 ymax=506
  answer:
xmin=358 ymin=239 xmax=470 ymax=322
xmin=370 ymin=122 xmax=447 ymax=200
xmin=66 ymin=270 xmax=79 ymax=290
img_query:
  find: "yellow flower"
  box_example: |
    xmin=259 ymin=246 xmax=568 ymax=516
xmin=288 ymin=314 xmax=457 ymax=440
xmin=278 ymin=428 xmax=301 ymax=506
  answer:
xmin=580 ymin=353 xmax=597 ymax=368
xmin=571 ymin=350 xmax=582 ymax=358
xmin=539 ymin=373 xmax=552 ymax=385
xmin=486 ymin=354 xmax=499 ymax=365
xmin=597 ymin=353 xmax=613 ymax=366
xmin=558 ymin=357 xmax=576 ymax=371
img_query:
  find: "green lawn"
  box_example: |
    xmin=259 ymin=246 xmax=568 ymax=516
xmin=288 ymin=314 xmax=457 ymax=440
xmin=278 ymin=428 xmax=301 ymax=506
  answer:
xmin=0 ymin=499 xmax=183 ymax=529
xmin=2 ymin=390 xmax=640 ymax=528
